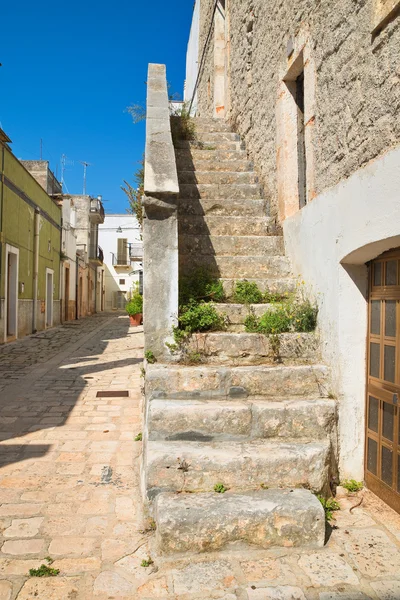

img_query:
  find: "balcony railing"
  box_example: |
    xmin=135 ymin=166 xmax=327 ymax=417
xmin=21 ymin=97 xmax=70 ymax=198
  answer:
xmin=89 ymin=245 xmax=104 ymax=263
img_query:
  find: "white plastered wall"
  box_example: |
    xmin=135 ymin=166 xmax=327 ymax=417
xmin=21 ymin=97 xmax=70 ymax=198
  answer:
xmin=284 ymin=145 xmax=400 ymax=480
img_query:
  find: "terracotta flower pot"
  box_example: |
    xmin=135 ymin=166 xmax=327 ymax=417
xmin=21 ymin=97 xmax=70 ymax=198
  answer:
xmin=129 ymin=313 xmax=142 ymax=326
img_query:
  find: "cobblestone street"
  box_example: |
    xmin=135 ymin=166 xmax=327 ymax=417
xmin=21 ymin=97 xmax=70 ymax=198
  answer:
xmin=1 ymin=316 xmax=400 ymax=599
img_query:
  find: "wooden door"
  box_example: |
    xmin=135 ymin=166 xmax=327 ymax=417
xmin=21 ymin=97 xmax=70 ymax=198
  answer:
xmin=366 ymin=250 xmax=400 ymax=513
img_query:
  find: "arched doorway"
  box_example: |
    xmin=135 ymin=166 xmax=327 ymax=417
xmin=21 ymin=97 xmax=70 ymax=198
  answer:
xmin=366 ymin=249 xmax=400 ymax=513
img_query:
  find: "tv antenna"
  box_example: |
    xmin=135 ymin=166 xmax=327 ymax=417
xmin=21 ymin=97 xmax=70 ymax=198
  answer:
xmin=80 ymin=161 xmax=92 ymax=195
xmin=60 ymin=154 xmax=74 ymax=192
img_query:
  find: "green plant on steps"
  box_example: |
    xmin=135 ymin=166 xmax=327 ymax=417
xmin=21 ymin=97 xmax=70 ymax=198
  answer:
xmin=179 ymin=268 xmax=225 ymax=305
xmin=341 ymin=479 xmax=363 ymax=493
xmin=244 ymin=300 xmax=318 ymax=334
xmin=233 ymin=280 xmax=264 ymax=304
xmin=170 ymin=102 xmax=196 ymax=143
xmin=141 ymin=557 xmax=154 ymax=568
xmin=144 ymin=350 xmax=156 ymax=364
xmin=178 ymin=301 xmax=227 ymax=335
xmin=214 ymin=483 xmax=228 ymax=494
xmin=134 ymin=432 xmax=142 ymax=441
xmin=317 ymin=495 xmax=340 ymax=521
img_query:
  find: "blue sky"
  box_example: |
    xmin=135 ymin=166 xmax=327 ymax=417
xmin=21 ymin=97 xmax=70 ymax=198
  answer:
xmin=1 ymin=0 xmax=194 ymax=213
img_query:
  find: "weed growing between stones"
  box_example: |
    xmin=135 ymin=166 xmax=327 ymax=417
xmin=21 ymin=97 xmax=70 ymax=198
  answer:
xmin=341 ymin=479 xmax=363 ymax=493
xmin=29 ymin=557 xmax=59 ymax=578
xmin=317 ymin=495 xmax=340 ymax=521
xmin=141 ymin=558 xmax=154 ymax=568
xmin=144 ymin=350 xmax=157 ymax=364
xmin=233 ymin=280 xmax=291 ymax=304
xmin=179 ymin=268 xmax=226 ymax=305
xmin=134 ymin=433 xmax=142 ymax=441
xmin=214 ymin=483 xmax=228 ymax=493
xmin=260 ymin=483 xmax=269 ymax=489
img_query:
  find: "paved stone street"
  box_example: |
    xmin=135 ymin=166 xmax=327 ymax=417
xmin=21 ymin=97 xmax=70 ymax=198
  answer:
xmin=1 ymin=315 xmax=400 ymax=599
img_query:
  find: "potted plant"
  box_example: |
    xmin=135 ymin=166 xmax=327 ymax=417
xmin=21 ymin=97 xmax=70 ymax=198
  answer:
xmin=126 ymin=293 xmax=143 ymax=326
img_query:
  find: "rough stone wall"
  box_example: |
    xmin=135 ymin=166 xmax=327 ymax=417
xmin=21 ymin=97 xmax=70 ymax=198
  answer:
xmin=197 ymin=0 xmax=400 ymax=214
xmin=197 ymin=0 xmax=216 ymax=117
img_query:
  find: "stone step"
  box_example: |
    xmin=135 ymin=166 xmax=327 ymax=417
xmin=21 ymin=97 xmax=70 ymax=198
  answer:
xmin=176 ymin=157 xmax=254 ymax=172
xmin=146 ymin=363 xmax=329 ymax=399
xmin=178 ymin=170 xmax=257 ymax=185
xmin=179 ymin=183 xmax=262 ymax=200
xmin=178 ymin=198 xmax=268 ymax=218
xmin=155 ymin=489 xmax=325 ymax=554
xmin=179 ymin=255 xmax=292 ymax=279
xmin=175 ymin=140 xmax=243 ymax=151
xmin=194 ymin=131 xmax=241 ymax=143
xmin=192 ymin=118 xmax=233 ymax=133
xmin=221 ymin=278 xmax=297 ymax=298
xmin=179 ymin=215 xmax=279 ymax=236
xmin=145 ymin=439 xmax=331 ymax=496
xmin=179 ymin=235 xmax=284 ymax=258
xmin=185 ymin=332 xmax=319 ymax=365
xmin=175 ymin=148 xmax=248 ymax=162
xmin=148 ymin=398 xmax=336 ymax=442
xmin=214 ymin=303 xmax=282 ymax=324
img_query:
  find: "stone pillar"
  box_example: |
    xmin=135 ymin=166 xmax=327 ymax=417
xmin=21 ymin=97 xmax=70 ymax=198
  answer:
xmin=143 ymin=64 xmax=179 ymax=360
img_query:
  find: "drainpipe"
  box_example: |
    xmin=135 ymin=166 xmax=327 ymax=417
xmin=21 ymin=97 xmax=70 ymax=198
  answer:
xmin=95 ymin=266 xmax=98 ymax=313
xmin=32 ymin=208 xmax=40 ymax=333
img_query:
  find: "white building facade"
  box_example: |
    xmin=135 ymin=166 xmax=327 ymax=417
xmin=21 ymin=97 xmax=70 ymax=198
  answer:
xmin=99 ymin=214 xmax=143 ymax=311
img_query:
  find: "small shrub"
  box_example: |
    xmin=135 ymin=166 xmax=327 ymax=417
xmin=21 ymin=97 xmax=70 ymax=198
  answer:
xmin=145 ymin=350 xmax=156 ymax=364
xmin=317 ymin=495 xmax=340 ymax=521
xmin=29 ymin=564 xmax=59 ymax=577
xmin=233 ymin=280 xmax=263 ymax=304
xmin=244 ymin=300 xmax=318 ymax=335
xmin=341 ymin=479 xmax=363 ymax=493
xmin=141 ymin=558 xmax=154 ymax=568
xmin=292 ymin=300 xmax=318 ymax=332
xmin=214 ymin=483 xmax=228 ymax=494
xmin=258 ymin=306 xmax=292 ymax=334
xmin=178 ymin=301 xmax=226 ymax=334
xmin=126 ymin=293 xmax=143 ymax=316
xmin=134 ymin=432 xmax=142 ymax=441
xmin=185 ymin=352 xmax=203 ymax=365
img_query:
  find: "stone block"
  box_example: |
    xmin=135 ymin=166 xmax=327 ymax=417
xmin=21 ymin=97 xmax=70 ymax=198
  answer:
xmin=146 ymin=439 xmax=330 ymax=495
xmin=155 ymin=489 xmax=325 ymax=554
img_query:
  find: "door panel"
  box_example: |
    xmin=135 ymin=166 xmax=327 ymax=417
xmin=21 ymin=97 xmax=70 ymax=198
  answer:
xmin=366 ymin=250 xmax=400 ymax=513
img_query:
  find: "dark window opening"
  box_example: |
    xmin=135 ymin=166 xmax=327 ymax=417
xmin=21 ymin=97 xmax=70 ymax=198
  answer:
xmin=296 ymin=71 xmax=307 ymax=209
xmin=119 ymin=279 xmax=125 ymax=285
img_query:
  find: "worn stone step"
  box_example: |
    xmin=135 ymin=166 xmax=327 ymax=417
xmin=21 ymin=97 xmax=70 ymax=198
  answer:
xmin=185 ymin=332 xmax=318 ymax=365
xmin=221 ymin=278 xmax=297 ymax=298
xmin=178 ymin=198 xmax=268 ymax=218
xmin=148 ymin=398 xmax=336 ymax=442
xmin=146 ymin=363 xmax=329 ymax=399
xmin=176 ymin=157 xmax=254 ymax=172
xmin=145 ymin=439 xmax=331 ymax=496
xmin=179 ymin=216 xmax=279 ymax=236
xmin=179 ymin=183 xmax=262 ymax=200
xmin=178 ymin=170 xmax=257 ymax=185
xmin=192 ymin=118 xmax=233 ymax=133
xmin=155 ymin=488 xmax=325 ymax=554
xmin=179 ymin=235 xmax=284 ymax=258
xmin=194 ymin=131 xmax=241 ymax=143
xmin=179 ymin=255 xmax=292 ymax=279
xmin=175 ymin=148 xmax=248 ymax=162
xmin=175 ymin=140 xmax=242 ymax=151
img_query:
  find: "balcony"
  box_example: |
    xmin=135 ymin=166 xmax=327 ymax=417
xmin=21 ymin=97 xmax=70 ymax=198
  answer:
xmin=89 ymin=197 xmax=105 ymax=224
xmin=89 ymin=245 xmax=104 ymax=265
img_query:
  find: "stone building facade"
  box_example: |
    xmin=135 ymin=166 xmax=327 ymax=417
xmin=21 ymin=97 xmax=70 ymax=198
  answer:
xmin=186 ymin=0 xmax=400 ymax=509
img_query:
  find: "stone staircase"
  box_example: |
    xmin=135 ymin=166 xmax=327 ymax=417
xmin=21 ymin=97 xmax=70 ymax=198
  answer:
xmin=143 ymin=118 xmax=337 ymax=555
